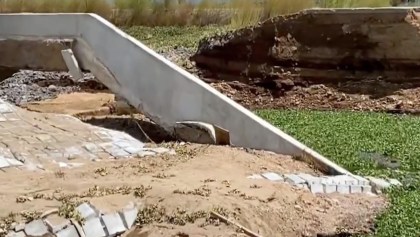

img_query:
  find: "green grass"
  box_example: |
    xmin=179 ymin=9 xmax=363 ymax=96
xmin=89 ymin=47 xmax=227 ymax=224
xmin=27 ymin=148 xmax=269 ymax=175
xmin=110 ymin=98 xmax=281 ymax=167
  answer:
xmin=122 ymin=25 xmax=231 ymax=51
xmin=257 ymin=110 xmax=420 ymax=237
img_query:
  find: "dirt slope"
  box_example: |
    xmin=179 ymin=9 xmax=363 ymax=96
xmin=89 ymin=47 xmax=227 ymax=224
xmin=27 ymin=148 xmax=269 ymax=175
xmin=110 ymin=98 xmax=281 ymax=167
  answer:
xmin=0 ymin=145 xmax=385 ymax=237
xmin=192 ymin=8 xmax=420 ymax=113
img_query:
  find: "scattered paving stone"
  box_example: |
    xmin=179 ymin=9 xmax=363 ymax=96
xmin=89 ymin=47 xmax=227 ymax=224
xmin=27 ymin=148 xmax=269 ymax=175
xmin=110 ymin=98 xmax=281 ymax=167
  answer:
xmin=247 ymin=174 xmax=264 ymax=179
xmin=297 ymin=173 xmax=319 ymax=184
xmin=24 ymin=219 xmax=49 ymax=237
xmin=284 ymin=174 xmax=306 ymax=185
xmin=102 ymin=213 xmax=126 ymax=236
xmin=56 ymin=225 xmax=80 ymax=237
xmin=352 ymin=175 xmax=370 ymax=186
xmin=261 ymin=172 xmax=283 ymax=181
xmin=14 ymin=223 xmax=25 ymax=232
xmin=362 ymin=186 xmax=372 ymax=194
xmin=120 ymin=206 xmax=139 ymax=229
xmin=6 ymin=231 xmax=26 ymax=237
xmin=254 ymin=172 xmax=391 ymax=195
xmin=350 ymin=185 xmax=363 ymax=194
xmin=309 ymin=183 xmax=324 ymax=194
xmin=388 ymin=178 xmax=402 ymax=186
xmin=82 ymin=217 xmax=106 ymax=237
xmin=323 ymin=184 xmax=337 ymax=194
xmin=76 ymin=203 xmax=99 ymax=220
xmin=366 ymin=177 xmax=391 ymax=193
xmin=45 ymin=215 xmax=71 ymax=233
xmin=336 ymin=185 xmax=350 ymax=194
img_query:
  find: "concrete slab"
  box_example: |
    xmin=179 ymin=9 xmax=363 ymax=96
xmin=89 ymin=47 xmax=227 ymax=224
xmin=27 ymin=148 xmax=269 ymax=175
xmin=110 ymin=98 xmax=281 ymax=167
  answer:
xmin=61 ymin=49 xmax=84 ymax=81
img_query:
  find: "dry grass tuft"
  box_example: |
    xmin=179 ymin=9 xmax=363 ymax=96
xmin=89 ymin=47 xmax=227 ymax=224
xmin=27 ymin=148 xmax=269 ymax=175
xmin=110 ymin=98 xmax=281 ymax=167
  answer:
xmin=0 ymin=0 xmax=392 ymax=27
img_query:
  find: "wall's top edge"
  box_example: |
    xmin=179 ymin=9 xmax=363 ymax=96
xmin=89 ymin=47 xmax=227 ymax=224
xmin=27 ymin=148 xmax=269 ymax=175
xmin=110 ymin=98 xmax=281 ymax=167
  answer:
xmin=0 ymin=13 xmax=92 ymax=16
xmin=305 ymin=7 xmax=420 ymax=14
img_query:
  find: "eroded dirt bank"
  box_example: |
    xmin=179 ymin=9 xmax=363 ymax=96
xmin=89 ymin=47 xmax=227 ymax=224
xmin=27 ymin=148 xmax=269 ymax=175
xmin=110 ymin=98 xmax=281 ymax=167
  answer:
xmin=192 ymin=8 xmax=420 ymax=112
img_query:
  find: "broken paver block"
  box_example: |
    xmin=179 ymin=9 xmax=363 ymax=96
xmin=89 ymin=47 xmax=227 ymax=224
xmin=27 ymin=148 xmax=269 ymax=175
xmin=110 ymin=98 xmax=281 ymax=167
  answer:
xmin=82 ymin=217 xmax=106 ymax=237
xmin=352 ymin=175 xmax=370 ymax=186
xmin=15 ymin=223 xmax=25 ymax=232
xmin=261 ymin=172 xmax=283 ymax=181
xmin=76 ymin=203 xmax=98 ymax=220
xmin=102 ymin=213 xmax=127 ymax=236
xmin=297 ymin=173 xmax=319 ymax=184
xmin=335 ymin=175 xmax=359 ymax=185
xmin=247 ymin=174 xmax=264 ymax=179
xmin=309 ymin=183 xmax=324 ymax=194
xmin=45 ymin=215 xmax=71 ymax=233
xmin=367 ymin=177 xmax=391 ymax=193
xmin=284 ymin=174 xmax=306 ymax=185
xmin=350 ymin=185 xmax=363 ymax=194
xmin=6 ymin=231 xmax=26 ymax=237
xmin=24 ymin=219 xmax=49 ymax=237
xmin=61 ymin=49 xmax=83 ymax=81
xmin=0 ymin=103 xmax=14 ymax=113
xmin=56 ymin=225 xmax=80 ymax=237
xmin=362 ymin=186 xmax=372 ymax=194
xmin=323 ymin=184 xmax=337 ymax=194
xmin=0 ymin=156 xmax=11 ymax=168
xmin=120 ymin=206 xmax=139 ymax=229
xmin=336 ymin=185 xmax=350 ymax=194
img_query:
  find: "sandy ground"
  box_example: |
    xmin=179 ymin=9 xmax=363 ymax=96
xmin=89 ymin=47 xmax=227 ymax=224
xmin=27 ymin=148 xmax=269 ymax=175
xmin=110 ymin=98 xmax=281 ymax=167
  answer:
xmin=24 ymin=92 xmax=115 ymax=116
xmin=0 ymin=145 xmax=385 ymax=237
xmin=0 ymin=92 xmax=387 ymax=237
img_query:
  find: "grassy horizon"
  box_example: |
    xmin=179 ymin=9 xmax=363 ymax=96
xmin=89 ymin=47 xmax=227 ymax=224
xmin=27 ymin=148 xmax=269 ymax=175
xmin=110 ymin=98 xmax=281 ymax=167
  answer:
xmin=0 ymin=0 xmax=393 ymax=27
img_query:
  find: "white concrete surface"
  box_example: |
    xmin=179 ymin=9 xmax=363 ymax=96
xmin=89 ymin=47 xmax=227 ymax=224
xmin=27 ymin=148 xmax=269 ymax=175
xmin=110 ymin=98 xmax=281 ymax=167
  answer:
xmin=0 ymin=13 xmax=359 ymax=175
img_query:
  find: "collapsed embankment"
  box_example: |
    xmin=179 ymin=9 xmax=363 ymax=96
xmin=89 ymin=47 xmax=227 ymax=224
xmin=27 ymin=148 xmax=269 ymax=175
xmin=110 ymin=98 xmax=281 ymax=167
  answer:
xmin=192 ymin=8 xmax=420 ymax=87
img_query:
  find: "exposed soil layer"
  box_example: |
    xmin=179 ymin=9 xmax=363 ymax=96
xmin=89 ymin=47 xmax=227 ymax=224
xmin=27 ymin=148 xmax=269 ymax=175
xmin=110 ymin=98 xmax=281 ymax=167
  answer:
xmin=192 ymin=8 xmax=420 ymax=112
xmin=0 ymin=144 xmax=386 ymax=237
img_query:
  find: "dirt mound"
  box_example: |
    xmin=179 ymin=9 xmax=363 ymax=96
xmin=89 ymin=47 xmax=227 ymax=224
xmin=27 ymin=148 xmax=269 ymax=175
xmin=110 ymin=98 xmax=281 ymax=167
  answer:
xmin=0 ymin=144 xmax=385 ymax=236
xmin=192 ymin=8 xmax=420 ymax=112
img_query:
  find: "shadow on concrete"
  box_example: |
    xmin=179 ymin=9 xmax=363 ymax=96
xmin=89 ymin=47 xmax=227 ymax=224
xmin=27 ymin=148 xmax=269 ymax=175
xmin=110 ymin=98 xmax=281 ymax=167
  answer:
xmin=83 ymin=116 xmax=175 ymax=143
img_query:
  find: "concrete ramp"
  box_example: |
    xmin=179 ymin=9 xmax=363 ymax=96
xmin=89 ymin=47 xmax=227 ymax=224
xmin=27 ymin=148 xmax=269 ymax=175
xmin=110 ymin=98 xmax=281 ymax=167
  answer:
xmin=0 ymin=13 xmax=349 ymax=175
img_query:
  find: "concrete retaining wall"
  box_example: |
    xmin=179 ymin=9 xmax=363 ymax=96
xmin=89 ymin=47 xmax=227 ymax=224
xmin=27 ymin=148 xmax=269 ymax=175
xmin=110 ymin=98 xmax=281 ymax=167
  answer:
xmin=0 ymin=13 xmax=350 ymax=175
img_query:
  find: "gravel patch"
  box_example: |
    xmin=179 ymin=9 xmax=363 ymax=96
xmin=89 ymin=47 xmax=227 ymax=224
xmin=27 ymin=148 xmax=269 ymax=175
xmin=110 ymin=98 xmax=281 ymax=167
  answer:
xmin=0 ymin=70 xmax=107 ymax=105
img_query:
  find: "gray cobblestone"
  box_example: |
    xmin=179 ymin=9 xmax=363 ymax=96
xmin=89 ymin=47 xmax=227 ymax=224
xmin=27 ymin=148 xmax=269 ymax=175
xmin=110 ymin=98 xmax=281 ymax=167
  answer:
xmin=102 ymin=213 xmax=126 ymax=236
xmin=323 ymin=184 xmax=337 ymax=194
xmin=56 ymin=225 xmax=79 ymax=237
xmin=6 ymin=231 xmax=26 ymax=237
xmin=120 ymin=206 xmax=138 ymax=229
xmin=350 ymin=185 xmax=363 ymax=194
xmin=24 ymin=219 xmax=49 ymax=237
xmin=284 ymin=174 xmax=306 ymax=185
xmin=76 ymin=203 xmax=99 ymax=220
xmin=337 ymin=185 xmax=350 ymax=194
xmin=261 ymin=172 xmax=283 ymax=181
xmin=0 ymin=100 xmax=172 ymax=170
xmin=366 ymin=177 xmax=391 ymax=192
xmin=297 ymin=173 xmax=319 ymax=184
xmin=309 ymin=183 xmax=324 ymax=194
xmin=82 ymin=218 xmax=106 ymax=237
